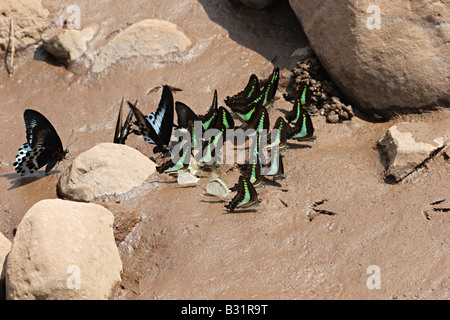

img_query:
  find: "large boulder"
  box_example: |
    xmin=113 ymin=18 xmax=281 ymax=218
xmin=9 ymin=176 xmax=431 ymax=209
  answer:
xmin=57 ymin=143 xmax=156 ymax=202
xmin=92 ymin=19 xmax=192 ymax=73
xmin=5 ymin=199 xmax=122 ymax=300
xmin=0 ymin=0 xmax=50 ymax=52
xmin=289 ymin=0 xmax=449 ymax=116
xmin=0 ymin=233 xmax=12 ymax=300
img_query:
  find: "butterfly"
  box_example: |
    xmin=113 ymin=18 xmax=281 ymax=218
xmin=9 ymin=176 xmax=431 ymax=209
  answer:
xmin=264 ymin=116 xmax=289 ymax=150
xmin=225 ymin=175 xmax=260 ymax=212
xmin=197 ymin=124 xmax=226 ymax=165
xmin=245 ymin=106 xmax=269 ymax=135
xmin=127 ymin=100 xmax=166 ymax=152
xmin=285 ymin=82 xmax=311 ymax=124
xmin=206 ymin=173 xmax=232 ymax=199
xmin=258 ymin=67 xmax=280 ymax=109
xmin=175 ymin=101 xmax=199 ymax=129
xmin=177 ymin=169 xmax=199 ymax=185
xmin=232 ymin=159 xmax=262 ymax=191
xmin=261 ymin=147 xmax=285 ymax=180
xmin=186 ymin=119 xmax=202 ymax=150
xmin=156 ymin=140 xmax=191 ymax=174
xmin=215 ymin=106 xmax=235 ymax=130
xmin=198 ymin=90 xmax=219 ymax=130
xmin=113 ymin=98 xmax=134 ymax=144
xmin=14 ymin=109 xmax=68 ymax=176
xmin=143 ymin=85 xmax=174 ymax=152
xmin=287 ymin=95 xmax=315 ymax=141
xmin=175 ymin=90 xmax=219 ymax=131
xmin=224 ymin=74 xmax=260 ymax=110
xmin=232 ymin=97 xmax=265 ymax=125
xmin=226 ymin=67 xmax=279 ymax=125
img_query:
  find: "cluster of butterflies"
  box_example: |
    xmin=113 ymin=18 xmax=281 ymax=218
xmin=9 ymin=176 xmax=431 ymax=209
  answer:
xmin=13 ymin=66 xmax=315 ymax=212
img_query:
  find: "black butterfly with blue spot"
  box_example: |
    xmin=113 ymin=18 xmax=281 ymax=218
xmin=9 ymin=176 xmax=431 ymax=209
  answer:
xmin=14 ymin=109 xmax=68 ymax=176
xmin=129 ymin=85 xmax=174 ymax=153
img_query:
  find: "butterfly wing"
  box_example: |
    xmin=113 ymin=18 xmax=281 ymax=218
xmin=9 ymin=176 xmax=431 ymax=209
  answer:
xmin=198 ymin=124 xmax=226 ymax=165
xmin=265 ymin=117 xmax=289 ymax=150
xmin=175 ymin=102 xmax=199 ymax=129
xmin=198 ymin=90 xmax=218 ymax=130
xmin=155 ymin=85 xmax=174 ymax=146
xmin=243 ymin=158 xmax=262 ymax=188
xmin=285 ymin=83 xmax=311 ymax=124
xmin=225 ymin=74 xmax=260 ymax=107
xmin=262 ymin=146 xmax=284 ymax=178
xmin=215 ymin=106 xmax=235 ymax=129
xmin=145 ymin=85 xmax=174 ymax=147
xmin=225 ymin=175 xmax=259 ymax=212
xmin=127 ymin=101 xmax=165 ymax=150
xmin=246 ymin=106 xmax=269 ymax=133
xmin=259 ymin=67 xmax=279 ymax=107
xmin=114 ymin=98 xmax=134 ymax=144
xmin=14 ymin=109 xmax=66 ymax=175
xmin=288 ymin=100 xmax=315 ymax=141
xmin=113 ymin=98 xmax=125 ymax=144
xmin=206 ymin=173 xmax=231 ymax=199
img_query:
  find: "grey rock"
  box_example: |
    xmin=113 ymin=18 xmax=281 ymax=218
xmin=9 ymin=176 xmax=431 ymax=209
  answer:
xmin=289 ymin=0 xmax=450 ymax=115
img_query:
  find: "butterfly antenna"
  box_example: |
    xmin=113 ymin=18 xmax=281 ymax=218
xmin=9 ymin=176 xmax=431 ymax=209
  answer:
xmin=65 ymin=129 xmax=77 ymax=150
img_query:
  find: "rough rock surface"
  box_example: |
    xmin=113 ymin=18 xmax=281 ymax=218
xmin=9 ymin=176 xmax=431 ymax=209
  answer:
xmin=378 ymin=122 xmax=449 ymax=181
xmin=41 ymin=25 xmax=99 ymax=62
xmin=57 ymin=143 xmax=156 ymax=202
xmin=0 ymin=0 xmax=50 ymax=52
xmin=5 ymin=199 xmax=122 ymax=300
xmin=92 ymin=19 xmax=192 ymax=73
xmin=0 ymin=233 xmax=11 ymax=300
xmin=288 ymin=0 xmax=450 ymax=115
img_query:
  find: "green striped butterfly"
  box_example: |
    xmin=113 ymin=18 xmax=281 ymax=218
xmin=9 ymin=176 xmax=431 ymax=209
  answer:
xmin=187 ymin=119 xmax=202 ymax=150
xmin=259 ymin=67 xmax=280 ymax=109
xmin=198 ymin=124 xmax=226 ymax=165
xmin=246 ymin=106 xmax=269 ymax=136
xmin=215 ymin=106 xmax=235 ymax=129
xmin=156 ymin=141 xmax=191 ymax=174
xmin=285 ymin=82 xmax=311 ymax=124
xmin=234 ymin=97 xmax=264 ymax=125
xmin=265 ymin=116 xmax=289 ymax=150
xmin=199 ymin=90 xmax=219 ymax=130
xmin=243 ymin=158 xmax=262 ymax=187
xmin=225 ymin=175 xmax=259 ymax=212
xmin=224 ymin=74 xmax=260 ymax=110
xmin=262 ymin=147 xmax=285 ymax=180
xmin=288 ymin=97 xmax=315 ymax=141
xmin=226 ymin=67 xmax=279 ymax=125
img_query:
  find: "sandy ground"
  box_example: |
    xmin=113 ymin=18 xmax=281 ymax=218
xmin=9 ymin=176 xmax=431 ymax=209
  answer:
xmin=0 ymin=0 xmax=448 ymax=300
